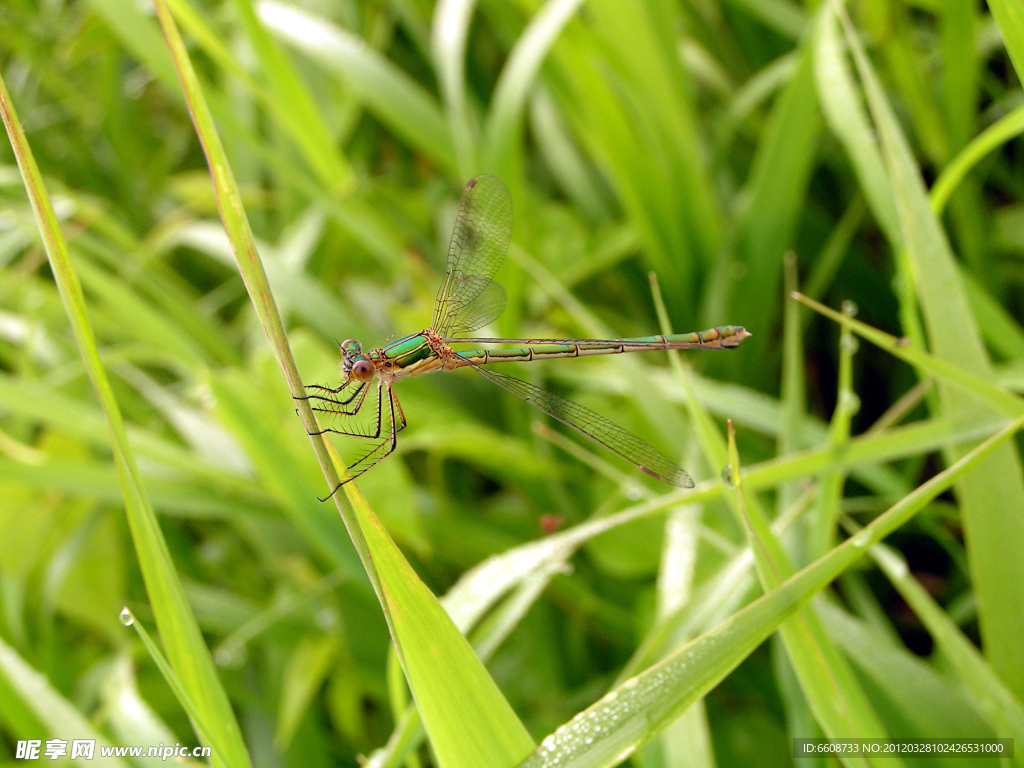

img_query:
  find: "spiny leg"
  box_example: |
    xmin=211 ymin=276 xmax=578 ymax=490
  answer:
xmin=309 ymin=378 xmax=383 ymax=439
xmin=297 ymin=378 xmax=365 ymax=406
xmin=307 ymin=381 xmax=373 ymax=431
xmin=319 ymin=384 xmax=403 ymax=501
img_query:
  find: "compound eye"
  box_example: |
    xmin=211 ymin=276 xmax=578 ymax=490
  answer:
xmin=341 ymin=339 xmax=362 ymax=357
xmin=351 ymin=359 xmax=374 ymax=382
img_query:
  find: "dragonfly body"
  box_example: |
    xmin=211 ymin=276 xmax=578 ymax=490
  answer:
xmin=365 ymin=324 xmax=751 ymax=383
xmin=303 ymin=176 xmax=751 ymax=493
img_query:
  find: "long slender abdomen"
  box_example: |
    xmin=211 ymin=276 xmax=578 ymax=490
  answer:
xmin=453 ymin=325 xmax=750 ymax=365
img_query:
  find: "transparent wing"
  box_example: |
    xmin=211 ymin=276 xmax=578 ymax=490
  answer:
xmin=464 ymin=359 xmax=694 ymax=488
xmin=432 ymin=175 xmax=513 ymax=337
xmin=445 ymin=281 xmax=507 ymax=336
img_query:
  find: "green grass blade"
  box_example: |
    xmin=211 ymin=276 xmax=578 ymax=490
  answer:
xmin=779 ymin=253 xmax=806 ymax=515
xmin=339 ymin=463 xmax=536 ymax=767
xmin=517 ymin=418 xmax=1024 ymax=768
xmin=432 ymin=0 xmax=479 ymax=178
xmin=814 ymin=7 xmax=899 ymax=244
xmin=841 ymin=7 xmax=1024 ymax=698
xmin=866 ymin=540 xmax=1024 ymax=765
xmin=259 ymin=0 xmax=457 ymax=174
xmin=930 ymin=104 xmax=1024 ymax=215
xmin=0 ymin=65 xmax=251 ymax=768
xmin=794 ymin=294 xmax=1024 ymax=418
xmin=987 ymin=0 xmax=1024 ymax=84
xmin=120 ymin=608 xmax=221 ymax=757
xmin=0 ymin=636 xmax=128 ymax=767
xmin=809 ymin=302 xmax=857 ymax=558
xmin=482 ymin=0 xmax=586 ymax=179
xmin=727 ymin=423 xmax=899 ymax=767
xmin=164 ymin=0 xmax=353 ymax=193
xmin=154 ymin=3 xmax=535 ymax=764
xmin=226 ymin=0 xmax=353 ymax=193
xmin=728 ymin=41 xmax=820 ymax=377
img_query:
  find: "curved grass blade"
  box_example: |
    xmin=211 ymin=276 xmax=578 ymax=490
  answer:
xmin=0 ymin=64 xmax=251 ymax=768
xmin=0 ymin=636 xmax=128 ymax=767
xmin=432 ymin=0 xmax=479 ymax=177
xmin=516 ymin=417 xmax=1024 ymax=768
xmin=259 ymin=0 xmax=457 ymax=174
xmin=482 ymin=0 xmax=586 ymax=179
xmin=840 ymin=3 xmax=1024 ymax=697
xmin=154 ymin=4 xmax=536 ymax=765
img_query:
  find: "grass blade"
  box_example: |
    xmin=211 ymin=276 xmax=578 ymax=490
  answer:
xmin=840 ymin=6 xmax=1024 ymax=698
xmin=0 ymin=63 xmax=251 ymax=768
xmin=517 ymin=417 xmax=1024 ymax=767
xmin=259 ymin=0 xmax=456 ymax=174
xmin=154 ymin=2 xmax=536 ymax=764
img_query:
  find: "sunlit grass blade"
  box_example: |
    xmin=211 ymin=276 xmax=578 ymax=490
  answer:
xmin=482 ymin=0 xmax=586 ymax=181
xmin=258 ymin=0 xmax=457 ymax=174
xmin=0 ymin=65 xmax=251 ymax=768
xmin=432 ymin=0 xmax=479 ymax=178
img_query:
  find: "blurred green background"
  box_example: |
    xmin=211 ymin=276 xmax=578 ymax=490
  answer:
xmin=2 ymin=0 xmax=1024 ymax=765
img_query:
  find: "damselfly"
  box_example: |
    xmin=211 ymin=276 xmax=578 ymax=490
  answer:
xmin=303 ymin=176 xmax=749 ymax=493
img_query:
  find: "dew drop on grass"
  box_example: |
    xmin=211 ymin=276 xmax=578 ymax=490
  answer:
xmin=522 ymin=650 xmax=697 ymax=766
xmin=119 ymin=607 xmax=134 ymax=626
xmin=839 ymin=390 xmax=860 ymax=414
xmin=721 ymin=465 xmax=734 ymax=487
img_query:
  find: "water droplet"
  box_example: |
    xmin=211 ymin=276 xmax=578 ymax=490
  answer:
xmin=841 ymin=300 xmax=858 ymax=317
xmin=839 ymin=391 xmax=860 ymax=414
xmin=721 ymin=465 xmax=734 ymax=487
xmin=119 ymin=607 xmax=134 ymax=626
xmin=840 ymin=334 xmax=859 ymax=354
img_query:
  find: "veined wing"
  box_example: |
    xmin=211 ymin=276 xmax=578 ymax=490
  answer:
xmin=463 ymin=356 xmax=694 ymax=488
xmin=432 ymin=176 xmax=512 ymax=337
